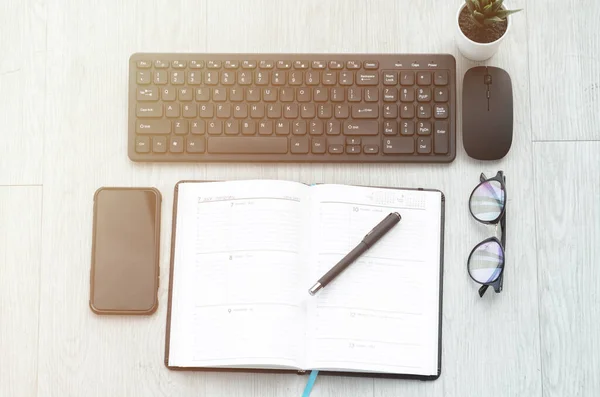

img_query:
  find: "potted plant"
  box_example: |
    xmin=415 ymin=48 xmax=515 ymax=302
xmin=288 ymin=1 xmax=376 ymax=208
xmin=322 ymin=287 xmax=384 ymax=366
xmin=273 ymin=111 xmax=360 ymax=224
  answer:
xmin=455 ymin=0 xmax=522 ymax=61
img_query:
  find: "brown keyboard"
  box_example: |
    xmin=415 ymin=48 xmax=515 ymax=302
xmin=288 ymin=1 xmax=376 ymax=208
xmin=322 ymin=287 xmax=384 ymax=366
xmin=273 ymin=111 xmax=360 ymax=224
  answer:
xmin=128 ymin=53 xmax=456 ymax=163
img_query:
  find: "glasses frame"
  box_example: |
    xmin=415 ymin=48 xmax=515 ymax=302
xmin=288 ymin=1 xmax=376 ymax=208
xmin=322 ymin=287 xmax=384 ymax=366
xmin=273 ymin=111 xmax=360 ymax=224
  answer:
xmin=467 ymin=171 xmax=506 ymax=297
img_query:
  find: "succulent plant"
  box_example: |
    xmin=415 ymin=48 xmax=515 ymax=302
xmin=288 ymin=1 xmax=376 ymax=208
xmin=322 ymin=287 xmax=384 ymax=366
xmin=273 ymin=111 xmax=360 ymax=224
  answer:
xmin=465 ymin=0 xmax=522 ymax=28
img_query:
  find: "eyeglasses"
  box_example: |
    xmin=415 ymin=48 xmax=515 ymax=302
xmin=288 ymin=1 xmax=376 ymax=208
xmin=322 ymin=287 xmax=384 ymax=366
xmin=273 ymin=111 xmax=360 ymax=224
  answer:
xmin=467 ymin=171 xmax=506 ymax=298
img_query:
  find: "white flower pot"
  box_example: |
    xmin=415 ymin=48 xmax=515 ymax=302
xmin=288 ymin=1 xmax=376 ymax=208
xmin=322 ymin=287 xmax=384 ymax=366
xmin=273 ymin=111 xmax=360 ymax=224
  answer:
xmin=455 ymin=3 xmax=512 ymax=61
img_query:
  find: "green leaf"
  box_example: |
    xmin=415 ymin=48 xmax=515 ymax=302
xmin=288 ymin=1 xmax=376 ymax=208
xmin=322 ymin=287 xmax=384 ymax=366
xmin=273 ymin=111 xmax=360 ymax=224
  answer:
xmin=473 ymin=10 xmax=485 ymax=21
xmin=483 ymin=16 xmax=504 ymax=25
xmin=496 ymin=8 xmax=523 ymax=18
xmin=483 ymin=3 xmax=494 ymax=16
xmin=466 ymin=0 xmax=475 ymax=13
xmin=482 ymin=0 xmax=490 ymax=7
xmin=493 ymin=0 xmax=504 ymax=12
xmin=470 ymin=0 xmax=481 ymax=12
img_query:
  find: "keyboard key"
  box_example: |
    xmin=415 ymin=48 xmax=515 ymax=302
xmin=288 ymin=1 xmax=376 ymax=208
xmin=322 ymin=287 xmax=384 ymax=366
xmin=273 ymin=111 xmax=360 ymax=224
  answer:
xmin=170 ymin=136 xmax=184 ymax=153
xmin=434 ymin=71 xmax=448 ymax=86
xmin=364 ymin=61 xmax=379 ymax=69
xmin=417 ymin=87 xmax=432 ymax=102
xmin=344 ymin=120 xmax=378 ymax=135
xmin=318 ymin=104 xmax=333 ymax=119
xmin=346 ymin=137 xmax=361 ymax=145
xmin=259 ymin=60 xmax=274 ymax=69
xmin=435 ymin=104 xmax=449 ymax=119
xmin=275 ymin=120 xmax=290 ymax=135
xmin=190 ymin=60 xmax=204 ymax=69
xmin=205 ymin=71 xmax=218 ymax=85
xmin=297 ymin=88 xmax=311 ymax=102
xmin=313 ymin=87 xmax=328 ymax=102
xmin=284 ymin=104 xmax=299 ymax=119
xmin=418 ymin=104 xmax=432 ymax=118
xmin=322 ymin=72 xmax=336 ymax=85
xmin=383 ymin=87 xmax=398 ymax=102
xmin=186 ymin=137 xmax=205 ymax=153
xmin=417 ymin=72 xmax=431 ymax=86
xmin=182 ymin=103 xmax=197 ymax=118
xmin=259 ymin=120 xmax=273 ymax=135
xmin=357 ymin=71 xmax=378 ymax=86
xmin=289 ymin=71 xmax=303 ymax=85
xmin=400 ymin=104 xmax=414 ymax=119
xmin=153 ymin=70 xmax=167 ymax=85
xmin=418 ymin=121 xmax=431 ymax=135
xmin=400 ymin=87 xmax=414 ymax=102
xmin=340 ymin=71 xmax=353 ymax=86
xmin=250 ymin=104 xmax=264 ymax=119
xmin=136 ymin=119 xmax=171 ymax=134
xmin=179 ymin=88 xmax=193 ymax=101
xmin=166 ymin=104 xmax=179 ymax=118
xmin=328 ymin=143 xmax=344 ymax=154
xmin=161 ymin=86 xmax=176 ymax=101
xmin=230 ymin=87 xmax=243 ymax=102
xmin=238 ymin=71 xmax=252 ymax=85
xmin=417 ymin=137 xmax=431 ymax=154
xmin=137 ymin=87 xmax=158 ymax=101
xmin=335 ymin=104 xmax=349 ymax=119
xmin=154 ymin=60 xmax=169 ymax=68
xmin=401 ymin=121 xmax=415 ymax=135
xmin=195 ymin=88 xmax=209 ymax=101
xmin=137 ymin=60 xmax=151 ymax=68
xmin=383 ymin=137 xmax=414 ymax=154
xmin=172 ymin=60 xmax=186 ymax=69
xmin=137 ymin=104 xmax=162 ymax=118
xmin=301 ymin=104 xmax=315 ymax=119
xmin=352 ymin=104 xmax=378 ymax=119
xmin=383 ymin=121 xmax=397 ymax=135
xmin=137 ymin=71 xmax=151 ymax=84
xmin=255 ymin=71 xmax=269 ymax=85
xmin=191 ymin=120 xmax=205 ymax=135
xmin=221 ymin=71 xmax=235 ymax=85
xmin=188 ymin=71 xmax=201 ymax=85
xmin=267 ymin=104 xmax=281 ymax=118
xmin=217 ymin=104 xmax=231 ymax=118
xmin=263 ymin=88 xmax=277 ymax=102
xmin=234 ymin=104 xmax=248 ymax=118
xmin=312 ymin=137 xmax=327 ymax=153
xmin=225 ymin=120 xmax=239 ymax=135
xmin=208 ymin=137 xmax=288 ymax=154
xmin=364 ymin=88 xmax=378 ymax=102
xmin=246 ymin=88 xmax=260 ymax=102
xmin=242 ymin=60 xmax=257 ymax=69
xmin=347 ymin=145 xmax=361 ymax=154
xmin=171 ymin=71 xmax=184 ymax=85
xmin=400 ymin=71 xmax=414 ymax=85
xmin=331 ymin=87 xmax=345 ymax=102
xmin=346 ymin=61 xmax=361 ymax=69
xmin=207 ymin=120 xmax=222 ymax=135
xmin=326 ymin=121 xmax=341 ymax=135
xmin=199 ymin=104 xmax=213 ymax=118
xmin=435 ymin=87 xmax=449 ymax=102
xmin=291 ymin=137 xmax=309 ymax=153
xmin=383 ymin=104 xmax=397 ymax=119
xmin=213 ymin=88 xmax=226 ymax=102
xmin=305 ymin=71 xmax=319 ymax=85
xmin=224 ymin=60 xmax=239 ymax=69
xmin=434 ymin=121 xmax=449 ymax=154
xmin=294 ymin=60 xmax=309 ymax=69
xmin=277 ymin=60 xmax=291 ymax=69
xmin=329 ymin=60 xmax=343 ymax=70
xmin=348 ymin=87 xmax=361 ymax=102
xmin=383 ymin=72 xmax=398 ymax=85
xmin=174 ymin=120 xmax=188 ymax=135
xmin=135 ymin=136 xmax=150 ymax=153
xmin=364 ymin=144 xmax=379 ymax=154
xmin=312 ymin=61 xmax=326 ymax=69
xmin=310 ymin=121 xmax=323 ymax=135
xmin=152 ymin=136 xmax=167 ymax=153
xmin=207 ymin=60 xmax=222 ymax=69
xmin=293 ymin=121 xmax=307 ymax=135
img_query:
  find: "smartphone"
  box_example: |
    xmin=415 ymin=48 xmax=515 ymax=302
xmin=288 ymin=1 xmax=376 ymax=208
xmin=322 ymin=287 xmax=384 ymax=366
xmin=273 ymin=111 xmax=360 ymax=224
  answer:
xmin=90 ymin=187 xmax=161 ymax=315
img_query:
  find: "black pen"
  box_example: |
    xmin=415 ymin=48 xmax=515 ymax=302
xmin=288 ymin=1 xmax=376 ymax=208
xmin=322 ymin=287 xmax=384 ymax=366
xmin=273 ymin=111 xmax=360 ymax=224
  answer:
xmin=308 ymin=212 xmax=401 ymax=295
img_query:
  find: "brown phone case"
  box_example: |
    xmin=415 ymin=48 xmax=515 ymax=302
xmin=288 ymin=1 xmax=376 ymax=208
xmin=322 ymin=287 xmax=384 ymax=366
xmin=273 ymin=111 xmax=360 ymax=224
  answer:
xmin=90 ymin=187 xmax=161 ymax=315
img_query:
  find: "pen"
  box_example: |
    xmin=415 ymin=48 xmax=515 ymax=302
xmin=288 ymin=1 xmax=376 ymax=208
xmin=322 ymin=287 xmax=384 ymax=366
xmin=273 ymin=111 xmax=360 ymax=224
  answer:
xmin=308 ymin=212 xmax=401 ymax=295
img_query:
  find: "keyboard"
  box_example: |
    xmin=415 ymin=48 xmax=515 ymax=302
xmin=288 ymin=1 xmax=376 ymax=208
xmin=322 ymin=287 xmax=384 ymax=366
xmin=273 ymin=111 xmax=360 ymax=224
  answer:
xmin=129 ymin=53 xmax=456 ymax=163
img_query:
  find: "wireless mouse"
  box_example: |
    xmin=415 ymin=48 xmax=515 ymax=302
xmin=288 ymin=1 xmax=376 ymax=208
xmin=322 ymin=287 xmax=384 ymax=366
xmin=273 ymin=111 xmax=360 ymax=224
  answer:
xmin=462 ymin=66 xmax=513 ymax=160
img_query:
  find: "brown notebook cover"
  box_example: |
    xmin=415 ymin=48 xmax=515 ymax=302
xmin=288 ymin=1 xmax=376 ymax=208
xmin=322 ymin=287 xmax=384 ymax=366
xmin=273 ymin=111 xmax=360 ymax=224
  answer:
xmin=163 ymin=180 xmax=445 ymax=380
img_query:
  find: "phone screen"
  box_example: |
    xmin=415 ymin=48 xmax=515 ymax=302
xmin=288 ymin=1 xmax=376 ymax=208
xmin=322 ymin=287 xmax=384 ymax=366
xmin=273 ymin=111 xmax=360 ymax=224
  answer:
xmin=90 ymin=188 xmax=161 ymax=314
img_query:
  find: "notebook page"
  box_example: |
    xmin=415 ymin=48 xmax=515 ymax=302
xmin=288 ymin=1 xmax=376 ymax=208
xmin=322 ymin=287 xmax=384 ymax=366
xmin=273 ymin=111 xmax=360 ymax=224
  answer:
xmin=305 ymin=185 xmax=442 ymax=376
xmin=168 ymin=180 xmax=310 ymax=369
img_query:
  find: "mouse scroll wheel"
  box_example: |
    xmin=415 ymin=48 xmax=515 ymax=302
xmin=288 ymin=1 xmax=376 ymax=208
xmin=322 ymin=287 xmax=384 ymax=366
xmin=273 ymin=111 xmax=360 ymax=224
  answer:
xmin=484 ymin=74 xmax=492 ymax=85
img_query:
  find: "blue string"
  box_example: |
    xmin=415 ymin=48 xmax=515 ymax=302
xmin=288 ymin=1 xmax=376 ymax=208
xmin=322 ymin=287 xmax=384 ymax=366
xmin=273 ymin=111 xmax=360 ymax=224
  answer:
xmin=301 ymin=370 xmax=319 ymax=397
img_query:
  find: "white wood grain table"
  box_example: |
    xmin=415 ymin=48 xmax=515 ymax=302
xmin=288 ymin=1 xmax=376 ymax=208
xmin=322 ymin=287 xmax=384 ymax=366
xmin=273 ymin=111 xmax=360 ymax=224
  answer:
xmin=1 ymin=0 xmax=599 ymax=396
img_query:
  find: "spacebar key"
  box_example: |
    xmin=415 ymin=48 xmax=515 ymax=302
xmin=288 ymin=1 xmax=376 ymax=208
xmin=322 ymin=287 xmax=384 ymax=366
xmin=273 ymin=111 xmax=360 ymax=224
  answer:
xmin=208 ymin=137 xmax=288 ymax=154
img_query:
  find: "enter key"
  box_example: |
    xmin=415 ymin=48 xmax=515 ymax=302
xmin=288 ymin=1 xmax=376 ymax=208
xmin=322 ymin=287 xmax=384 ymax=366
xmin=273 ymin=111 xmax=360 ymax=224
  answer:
xmin=351 ymin=104 xmax=378 ymax=119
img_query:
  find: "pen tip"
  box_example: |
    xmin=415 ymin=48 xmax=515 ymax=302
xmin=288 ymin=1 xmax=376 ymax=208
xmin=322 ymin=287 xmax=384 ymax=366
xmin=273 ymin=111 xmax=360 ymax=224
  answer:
xmin=309 ymin=282 xmax=322 ymax=296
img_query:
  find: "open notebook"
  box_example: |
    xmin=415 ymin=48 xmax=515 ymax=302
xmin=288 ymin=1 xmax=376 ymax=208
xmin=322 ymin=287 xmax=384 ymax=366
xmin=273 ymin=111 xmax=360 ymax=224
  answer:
xmin=165 ymin=180 xmax=445 ymax=379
